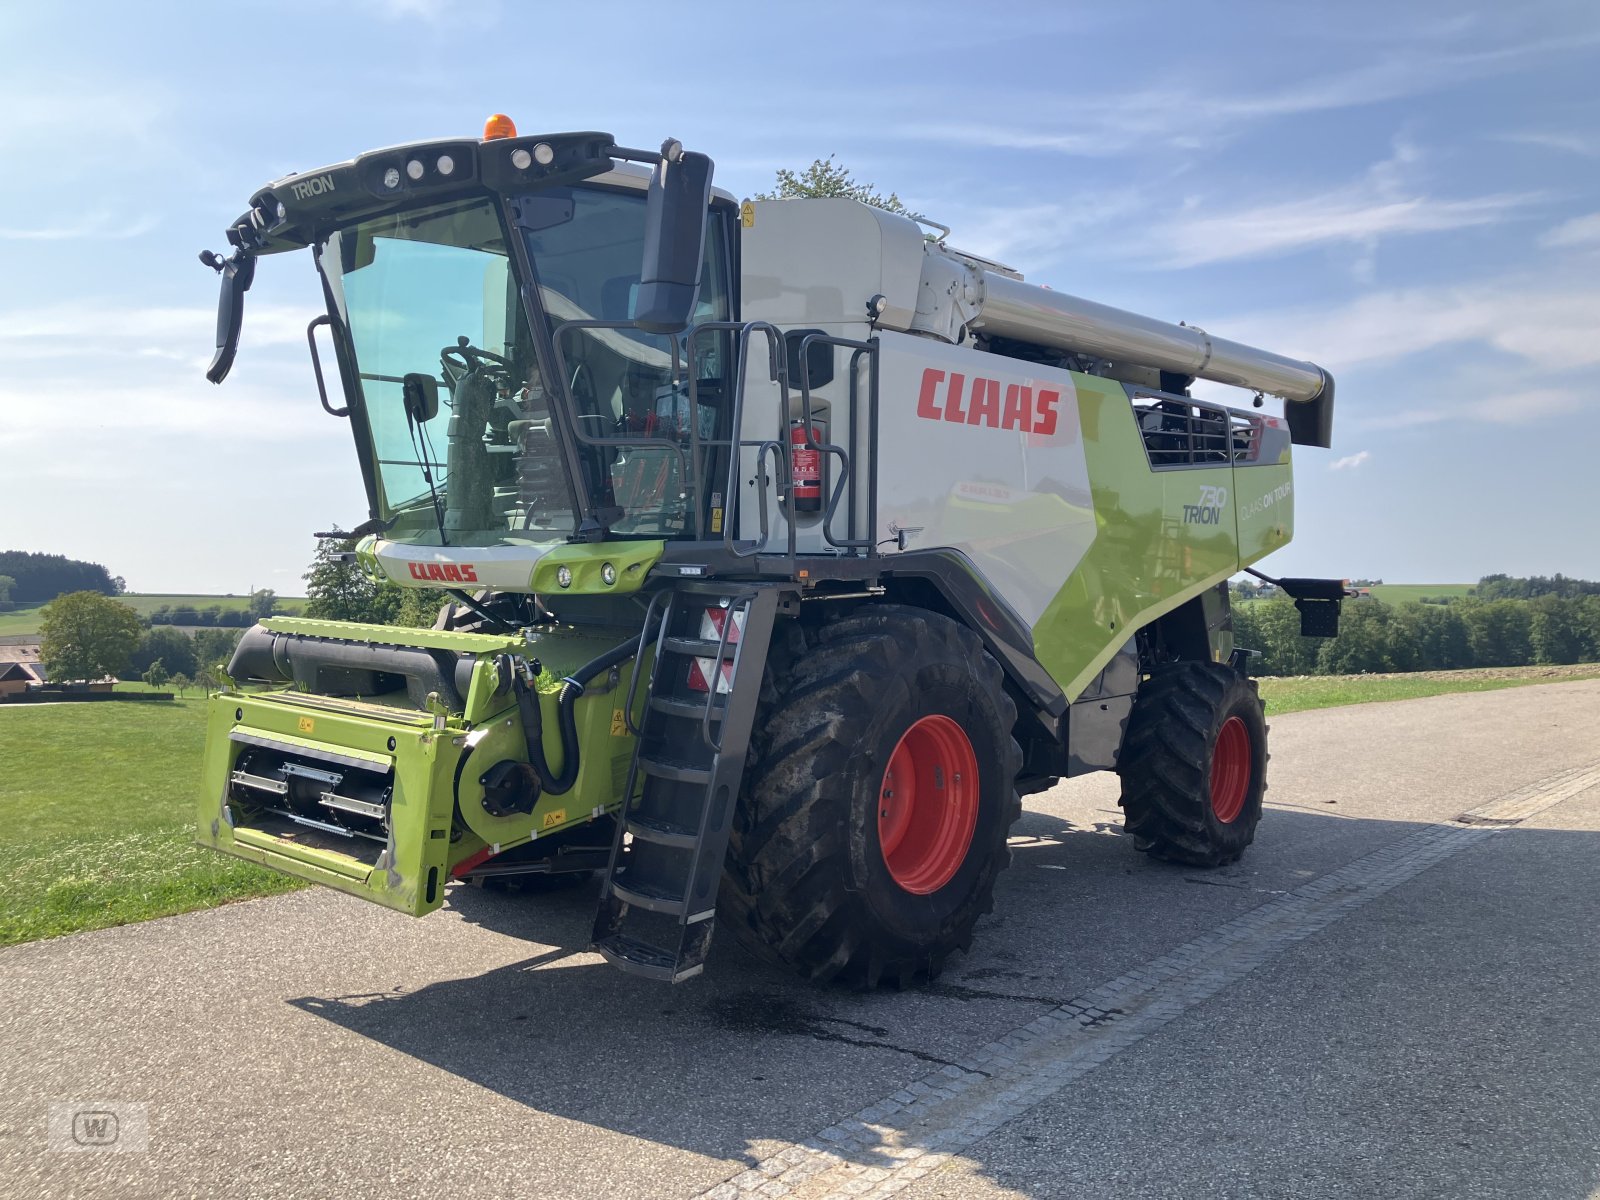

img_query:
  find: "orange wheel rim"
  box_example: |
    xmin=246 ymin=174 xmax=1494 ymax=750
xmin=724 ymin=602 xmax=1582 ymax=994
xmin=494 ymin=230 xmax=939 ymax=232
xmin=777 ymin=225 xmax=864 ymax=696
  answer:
xmin=1210 ymin=716 xmax=1251 ymax=824
xmin=877 ymin=715 xmax=980 ymax=894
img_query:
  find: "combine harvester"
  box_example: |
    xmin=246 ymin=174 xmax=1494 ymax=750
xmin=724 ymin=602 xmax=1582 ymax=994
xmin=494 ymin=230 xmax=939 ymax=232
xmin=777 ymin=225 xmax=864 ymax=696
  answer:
xmin=197 ymin=116 xmax=1347 ymax=985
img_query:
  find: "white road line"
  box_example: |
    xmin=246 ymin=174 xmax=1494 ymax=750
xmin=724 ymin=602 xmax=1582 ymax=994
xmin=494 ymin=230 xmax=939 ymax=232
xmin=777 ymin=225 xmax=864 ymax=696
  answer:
xmin=702 ymin=762 xmax=1600 ymax=1200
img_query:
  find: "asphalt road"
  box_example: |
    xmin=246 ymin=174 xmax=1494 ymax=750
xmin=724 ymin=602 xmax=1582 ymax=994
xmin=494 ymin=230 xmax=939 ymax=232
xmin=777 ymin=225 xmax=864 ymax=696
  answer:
xmin=3 ymin=680 xmax=1598 ymax=1199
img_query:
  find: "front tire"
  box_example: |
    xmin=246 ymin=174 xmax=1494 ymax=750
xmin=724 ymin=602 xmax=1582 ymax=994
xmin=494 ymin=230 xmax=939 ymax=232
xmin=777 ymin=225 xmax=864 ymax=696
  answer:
xmin=721 ymin=606 xmax=1022 ymax=987
xmin=1118 ymin=661 xmax=1267 ymax=867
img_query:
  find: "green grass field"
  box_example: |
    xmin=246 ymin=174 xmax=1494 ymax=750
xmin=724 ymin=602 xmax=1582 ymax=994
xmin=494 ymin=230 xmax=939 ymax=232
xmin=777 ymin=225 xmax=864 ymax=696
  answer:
xmin=0 ymin=698 xmax=301 ymax=946
xmin=3 ymin=662 xmax=1596 ymax=947
xmin=1361 ymin=583 xmax=1475 ymax=604
xmin=0 ymin=593 xmax=306 ymax=637
xmin=1258 ymin=663 xmax=1600 ymax=714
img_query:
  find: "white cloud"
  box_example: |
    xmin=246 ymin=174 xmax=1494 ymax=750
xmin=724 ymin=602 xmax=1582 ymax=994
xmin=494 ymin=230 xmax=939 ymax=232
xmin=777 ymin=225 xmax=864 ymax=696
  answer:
xmin=1153 ymin=191 xmax=1534 ymax=268
xmin=900 ymin=38 xmax=1595 ymax=159
xmin=0 ymin=213 xmax=158 ymax=241
xmin=1350 ymin=387 xmax=1587 ymax=433
xmin=1140 ymin=137 xmax=1540 ymax=268
xmin=1329 ymin=450 xmax=1371 ymax=470
xmin=1541 ymin=213 xmax=1600 ymax=249
xmin=1493 ymin=131 xmax=1598 ymax=157
xmin=0 ymin=302 xmax=312 ymax=358
xmin=354 ymin=0 xmax=499 ymax=20
xmin=1212 ymin=279 xmax=1600 ymax=375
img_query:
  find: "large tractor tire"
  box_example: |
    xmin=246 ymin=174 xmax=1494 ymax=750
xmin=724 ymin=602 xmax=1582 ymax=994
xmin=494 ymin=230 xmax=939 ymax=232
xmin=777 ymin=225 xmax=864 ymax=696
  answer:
xmin=1118 ymin=661 xmax=1267 ymax=867
xmin=721 ymin=606 xmax=1022 ymax=988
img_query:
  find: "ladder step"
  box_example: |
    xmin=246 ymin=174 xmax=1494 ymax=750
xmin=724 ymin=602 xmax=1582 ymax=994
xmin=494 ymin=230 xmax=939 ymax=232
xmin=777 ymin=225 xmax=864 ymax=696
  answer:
xmin=636 ymin=754 xmax=712 ymax=785
xmin=626 ymin=814 xmax=698 ymax=849
xmin=594 ymin=934 xmax=706 ymax=983
xmin=609 ymin=876 xmax=688 ymax=915
xmin=648 ymin=695 xmax=724 ymax=721
xmin=662 ymin=636 xmax=736 ymax=659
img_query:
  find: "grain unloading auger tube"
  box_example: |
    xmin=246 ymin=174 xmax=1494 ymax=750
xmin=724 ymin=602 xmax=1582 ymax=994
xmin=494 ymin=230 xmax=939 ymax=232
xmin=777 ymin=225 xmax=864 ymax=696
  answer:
xmin=195 ymin=115 xmax=1350 ymax=986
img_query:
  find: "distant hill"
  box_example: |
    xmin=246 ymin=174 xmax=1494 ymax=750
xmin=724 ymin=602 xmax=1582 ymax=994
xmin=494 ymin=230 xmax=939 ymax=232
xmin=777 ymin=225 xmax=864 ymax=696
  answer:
xmin=0 ymin=594 xmax=306 ymax=638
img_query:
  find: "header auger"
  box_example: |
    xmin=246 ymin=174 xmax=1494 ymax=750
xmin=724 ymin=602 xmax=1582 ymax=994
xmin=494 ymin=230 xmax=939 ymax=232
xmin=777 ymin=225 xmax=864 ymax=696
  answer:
xmin=197 ymin=116 xmax=1347 ymax=986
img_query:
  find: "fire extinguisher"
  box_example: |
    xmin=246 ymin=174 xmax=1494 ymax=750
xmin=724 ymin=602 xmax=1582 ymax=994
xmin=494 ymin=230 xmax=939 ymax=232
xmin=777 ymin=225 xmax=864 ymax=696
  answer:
xmin=789 ymin=422 xmax=823 ymax=513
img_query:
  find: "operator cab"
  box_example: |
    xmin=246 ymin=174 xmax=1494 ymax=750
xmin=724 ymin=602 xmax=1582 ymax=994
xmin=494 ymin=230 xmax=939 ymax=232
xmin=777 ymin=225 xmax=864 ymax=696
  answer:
xmin=201 ymin=119 xmax=734 ymax=568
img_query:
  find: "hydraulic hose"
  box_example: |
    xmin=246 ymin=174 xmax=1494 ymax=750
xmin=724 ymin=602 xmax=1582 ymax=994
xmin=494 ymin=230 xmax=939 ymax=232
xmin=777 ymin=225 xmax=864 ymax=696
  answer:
xmin=517 ymin=625 xmax=656 ymax=796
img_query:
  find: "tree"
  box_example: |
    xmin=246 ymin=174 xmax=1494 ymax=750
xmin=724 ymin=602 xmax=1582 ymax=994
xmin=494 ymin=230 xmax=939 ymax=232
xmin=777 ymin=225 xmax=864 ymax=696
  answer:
xmin=170 ymin=672 xmax=191 ymax=697
xmin=195 ymin=666 xmax=220 ymax=694
xmin=1529 ymin=595 xmax=1585 ymax=665
xmin=1317 ymin=601 xmax=1394 ymax=675
xmin=304 ymin=532 xmax=386 ymax=622
xmin=142 ymin=659 xmax=169 ymax=690
xmin=130 ymin=626 xmax=199 ymax=679
xmin=0 ymin=551 xmax=120 ymax=602
xmin=1460 ymin=600 xmax=1534 ymax=667
xmin=39 ymin=591 xmax=143 ymax=682
xmin=1233 ymin=597 xmax=1320 ymax=676
xmin=756 ymin=156 xmax=921 ymax=220
xmin=192 ymin=628 xmax=243 ymax=674
xmin=248 ymin=588 xmax=278 ymax=619
xmin=0 ymin=575 xmax=13 ymax=603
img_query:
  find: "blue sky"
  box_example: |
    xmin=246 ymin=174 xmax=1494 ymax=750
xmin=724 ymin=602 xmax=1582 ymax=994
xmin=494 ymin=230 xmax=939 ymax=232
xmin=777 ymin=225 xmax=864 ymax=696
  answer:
xmin=1 ymin=0 xmax=1596 ymax=593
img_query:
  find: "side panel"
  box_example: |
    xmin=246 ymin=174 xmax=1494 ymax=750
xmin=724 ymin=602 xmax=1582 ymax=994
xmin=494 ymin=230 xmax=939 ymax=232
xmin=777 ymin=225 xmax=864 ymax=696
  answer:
xmin=1234 ymin=425 xmax=1295 ymax=568
xmin=873 ymin=331 xmax=1098 ymax=628
xmin=1034 ymin=376 xmax=1241 ymax=698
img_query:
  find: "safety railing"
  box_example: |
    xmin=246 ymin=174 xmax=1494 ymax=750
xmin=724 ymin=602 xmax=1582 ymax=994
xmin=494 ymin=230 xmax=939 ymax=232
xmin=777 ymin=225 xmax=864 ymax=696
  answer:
xmin=547 ymin=315 xmax=880 ymax=577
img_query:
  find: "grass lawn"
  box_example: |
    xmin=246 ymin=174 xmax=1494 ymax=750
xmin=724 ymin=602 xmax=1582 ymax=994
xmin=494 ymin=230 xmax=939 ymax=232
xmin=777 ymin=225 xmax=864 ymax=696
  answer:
xmin=0 ymin=698 xmax=301 ymax=946
xmin=1258 ymin=663 xmax=1600 ymax=715
xmin=0 ymin=593 xmax=306 ymax=637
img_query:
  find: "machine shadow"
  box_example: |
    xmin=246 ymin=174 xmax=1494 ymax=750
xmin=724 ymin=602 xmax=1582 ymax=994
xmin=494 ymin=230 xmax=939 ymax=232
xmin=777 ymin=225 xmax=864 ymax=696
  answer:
xmin=287 ymin=806 xmax=1600 ymax=1195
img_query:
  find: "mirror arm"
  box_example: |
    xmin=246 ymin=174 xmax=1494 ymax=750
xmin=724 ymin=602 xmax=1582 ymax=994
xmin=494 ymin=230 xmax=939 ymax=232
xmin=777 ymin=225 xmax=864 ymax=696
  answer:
xmin=201 ymin=246 xmax=256 ymax=384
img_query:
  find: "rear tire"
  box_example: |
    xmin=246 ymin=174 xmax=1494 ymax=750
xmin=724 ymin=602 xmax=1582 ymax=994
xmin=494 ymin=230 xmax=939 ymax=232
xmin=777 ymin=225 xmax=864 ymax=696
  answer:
xmin=1118 ymin=661 xmax=1267 ymax=867
xmin=721 ymin=606 xmax=1022 ymax=987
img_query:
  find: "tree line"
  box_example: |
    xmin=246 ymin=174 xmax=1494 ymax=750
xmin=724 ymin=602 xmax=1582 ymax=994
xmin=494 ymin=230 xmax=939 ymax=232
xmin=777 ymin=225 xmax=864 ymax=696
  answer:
xmin=1234 ymin=589 xmax=1600 ymax=677
xmin=0 ymin=551 xmax=124 ymax=606
xmin=147 ymin=590 xmax=278 ymax=626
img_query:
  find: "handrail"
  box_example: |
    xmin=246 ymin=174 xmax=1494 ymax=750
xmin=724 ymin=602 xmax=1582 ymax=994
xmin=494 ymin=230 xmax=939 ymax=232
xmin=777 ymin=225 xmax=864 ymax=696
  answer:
xmin=549 ymin=318 xmax=696 ymax=535
xmin=622 ymin=590 xmax=672 ymax=737
xmin=795 ymin=332 xmax=879 ymax=552
xmin=307 ymin=315 xmax=349 ymax=418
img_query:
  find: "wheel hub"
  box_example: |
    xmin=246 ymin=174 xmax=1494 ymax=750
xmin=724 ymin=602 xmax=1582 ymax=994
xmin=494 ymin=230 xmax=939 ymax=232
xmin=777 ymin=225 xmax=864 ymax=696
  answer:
xmin=877 ymin=714 xmax=980 ymax=894
xmin=1210 ymin=715 xmax=1252 ymax=824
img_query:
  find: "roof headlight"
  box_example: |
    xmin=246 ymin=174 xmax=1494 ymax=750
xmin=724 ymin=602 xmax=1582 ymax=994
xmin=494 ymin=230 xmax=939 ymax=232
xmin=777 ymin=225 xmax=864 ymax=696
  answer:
xmin=382 ymin=166 xmax=401 ymax=189
xmin=532 ymin=142 xmax=555 ymax=166
xmin=510 ymin=148 xmax=532 ymax=170
xmin=406 ymin=158 xmax=425 ymax=181
xmin=436 ymin=154 xmax=455 ymax=176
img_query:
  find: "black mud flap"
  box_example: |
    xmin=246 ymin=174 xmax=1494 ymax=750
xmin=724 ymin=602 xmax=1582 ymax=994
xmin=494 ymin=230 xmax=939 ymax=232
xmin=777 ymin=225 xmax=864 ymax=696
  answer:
xmin=1275 ymin=577 xmax=1351 ymax=638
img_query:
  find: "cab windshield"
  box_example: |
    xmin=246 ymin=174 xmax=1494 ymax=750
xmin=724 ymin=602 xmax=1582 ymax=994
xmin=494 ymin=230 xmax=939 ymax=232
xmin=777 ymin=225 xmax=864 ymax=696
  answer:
xmin=319 ymin=185 xmax=730 ymax=547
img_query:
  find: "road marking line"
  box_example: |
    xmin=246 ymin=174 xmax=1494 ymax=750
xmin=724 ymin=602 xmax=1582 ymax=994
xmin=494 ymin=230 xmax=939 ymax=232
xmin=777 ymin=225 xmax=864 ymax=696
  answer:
xmin=702 ymin=762 xmax=1600 ymax=1200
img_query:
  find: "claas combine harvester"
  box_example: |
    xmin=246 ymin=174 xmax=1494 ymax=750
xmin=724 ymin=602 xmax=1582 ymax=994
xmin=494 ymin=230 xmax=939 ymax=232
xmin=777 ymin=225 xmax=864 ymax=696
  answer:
xmin=197 ymin=115 xmax=1347 ymax=986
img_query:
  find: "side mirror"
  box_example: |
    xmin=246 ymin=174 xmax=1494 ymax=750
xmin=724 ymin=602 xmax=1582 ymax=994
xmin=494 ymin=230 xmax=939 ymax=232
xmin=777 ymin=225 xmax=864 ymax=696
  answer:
xmin=402 ymin=373 xmax=439 ymax=423
xmin=785 ymin=328 xmax=835 ymax=391
xmin=203 ymin=249 xmax=257 ymax=384
xmin=633 ymin=140 xmax=713 ymax=335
